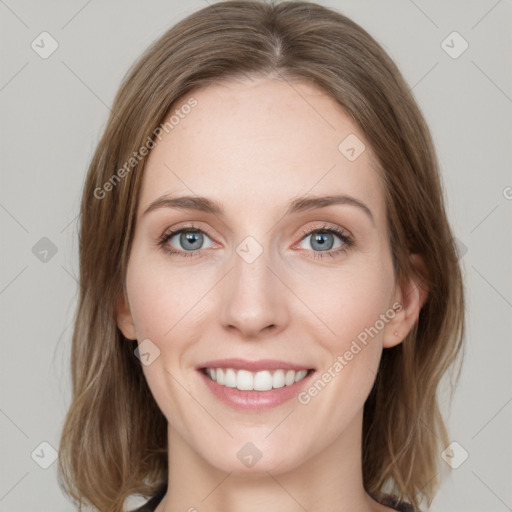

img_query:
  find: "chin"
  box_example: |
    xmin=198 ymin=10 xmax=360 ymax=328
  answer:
xmin=200 ymin=440 xmax=306 ymax=476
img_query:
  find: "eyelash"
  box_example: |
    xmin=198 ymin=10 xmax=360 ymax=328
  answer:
xmin=157 ymin=223 xmax=354 ymax=260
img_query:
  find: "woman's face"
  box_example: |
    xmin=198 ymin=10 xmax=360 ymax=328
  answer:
xmin=117 ymin=76 xmax=414 ymax=475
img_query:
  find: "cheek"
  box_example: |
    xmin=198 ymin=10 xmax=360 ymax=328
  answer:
xmin=293 ymin=262 xmax=395 ymax=407
xmin=124 ymin=254 xmax=209 ymax=425
xmin=125 ymin=252 xmax=210 ymax=341
xmin=299 ymin=263 xmax=394 ymax=348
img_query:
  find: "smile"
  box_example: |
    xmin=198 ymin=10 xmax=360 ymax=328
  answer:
xmin=198 ymin=361 xmax=316 ymax=410
xmin=202 ymin=367 xmax=310 ymax=391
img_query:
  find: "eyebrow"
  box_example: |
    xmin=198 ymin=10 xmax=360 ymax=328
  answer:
xmin=142 ymin=193 xmax=374 ymax=225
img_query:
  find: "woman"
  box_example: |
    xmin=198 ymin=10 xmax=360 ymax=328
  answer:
xmin=57 ymin=1 xmax=465 ymax=511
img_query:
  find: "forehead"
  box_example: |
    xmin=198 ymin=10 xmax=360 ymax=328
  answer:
xmin=138 ymin=76 xmax=385 ymax=221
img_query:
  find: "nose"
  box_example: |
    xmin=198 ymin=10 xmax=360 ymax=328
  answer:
xmin=219 ymin=242 xmax=289 ymax=339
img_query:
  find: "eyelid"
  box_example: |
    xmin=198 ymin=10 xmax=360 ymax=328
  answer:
xmin=294 ymin=222 xmax=353 ymax=245
xmin=159 ymin=222 xmax=217 ymax=243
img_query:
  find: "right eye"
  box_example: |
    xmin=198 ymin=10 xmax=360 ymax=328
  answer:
xmin=158 ymin=225 xmax=217 ymax=258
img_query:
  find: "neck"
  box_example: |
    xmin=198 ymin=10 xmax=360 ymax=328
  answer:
xmin=156 ymin=409 xmax=389 ymax=512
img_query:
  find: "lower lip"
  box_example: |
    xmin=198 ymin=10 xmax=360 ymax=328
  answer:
xmin=198 ymin=369 xmax=315 ymax=410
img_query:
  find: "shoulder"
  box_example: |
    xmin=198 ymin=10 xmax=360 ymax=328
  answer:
xmin=129 ymin=483 xmax=167 ymax=512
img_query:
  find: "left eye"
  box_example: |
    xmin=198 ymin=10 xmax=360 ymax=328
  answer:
xmin=298 ymin=229 xmax=346 ymax=252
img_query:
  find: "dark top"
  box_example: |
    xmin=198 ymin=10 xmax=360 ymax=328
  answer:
xmin=131 ymin=483 xmax=166 ymax=512
xmin=131 ymin=483 xmax=418 ymax=512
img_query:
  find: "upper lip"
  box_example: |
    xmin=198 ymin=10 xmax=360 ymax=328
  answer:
xmin=197 ymin=358 xmax=314 ymax=372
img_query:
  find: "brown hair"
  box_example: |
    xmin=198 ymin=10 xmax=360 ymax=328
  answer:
xmin=58 ymin=1 xmax=465 ymax=510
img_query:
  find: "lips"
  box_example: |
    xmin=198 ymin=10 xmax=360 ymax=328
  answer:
xmin=196 ymin=358 xmax=312 ymax=372
xmin=196 ymin=358 xmax=316 ymax=409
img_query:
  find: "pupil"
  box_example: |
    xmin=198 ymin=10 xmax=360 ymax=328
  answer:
xmin=312 ymin=232 xmax=333 ymax=251
xmin=182 ymin=231 xmax=202 ymax=250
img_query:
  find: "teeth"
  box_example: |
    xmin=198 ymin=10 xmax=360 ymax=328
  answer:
xmin=272 ymin=369 xmax=285 ymax=389
xmin=224 ymin=368 xmax=237 ymax=388
xmin=205 ymin=368 xmax=310 ymax=391
xmin=295 ymin=369 xmax=308 ymax=382
xmin=254 ymin=370 xmax=272 ymax=391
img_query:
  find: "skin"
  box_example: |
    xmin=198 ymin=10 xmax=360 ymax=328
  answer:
xmin=116 ymin=76 xmax=427 ymax=512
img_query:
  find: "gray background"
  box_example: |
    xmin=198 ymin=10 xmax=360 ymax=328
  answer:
xmin=1 ymin=0 xmax=511 ymax=511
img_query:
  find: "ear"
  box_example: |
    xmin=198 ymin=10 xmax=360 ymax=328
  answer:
xmin=383 ymin=254 xmax=429 ymax=349
xmin=115 ymin=291 xmax=137 ymax=340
